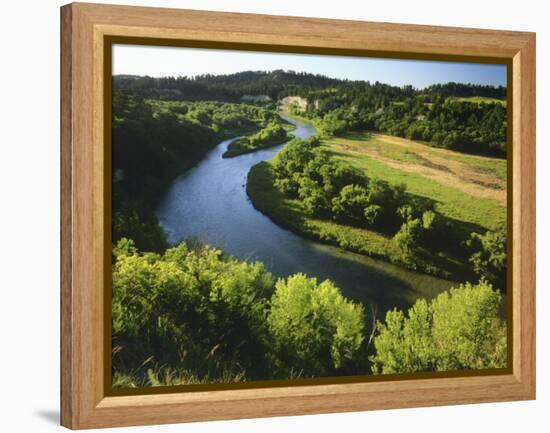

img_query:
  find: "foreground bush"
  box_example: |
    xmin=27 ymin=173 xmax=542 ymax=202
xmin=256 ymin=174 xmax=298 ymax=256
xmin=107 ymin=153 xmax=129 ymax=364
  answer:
xmin=113 ymin=239 xmax=507 ymax=386
xmin=267 ymin=274 xmax=365 ymax=376
xmin=370 ymin=280 xmax=507 ymax=374
xmin=112 ymin=239 xmax=274 ymax=384
xmin=112 ymin=239 xmax=366 ymax=385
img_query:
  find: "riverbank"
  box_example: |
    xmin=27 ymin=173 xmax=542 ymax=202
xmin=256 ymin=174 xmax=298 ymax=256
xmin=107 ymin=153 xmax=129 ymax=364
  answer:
xmin=247 ymin=160 xmax=459 ymax=280
xmin=245 ymin=129 xmax=505 ymax=282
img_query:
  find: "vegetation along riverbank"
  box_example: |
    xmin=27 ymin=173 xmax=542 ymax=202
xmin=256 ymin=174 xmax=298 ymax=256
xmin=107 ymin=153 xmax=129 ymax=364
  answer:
xmin=112 ymin=238 xmax=506 ymax=387
xmin=222 ymin=118 xmax=295 ymax=157
xmin=247 ymin=129 xmax=506 ymax=285
xmin=111 ymin=70 xmax=509 ymax=386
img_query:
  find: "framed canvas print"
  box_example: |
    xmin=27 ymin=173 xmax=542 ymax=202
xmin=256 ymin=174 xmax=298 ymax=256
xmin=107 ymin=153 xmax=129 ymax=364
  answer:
xmin=60 ymin=2 xmax=536 ymax=429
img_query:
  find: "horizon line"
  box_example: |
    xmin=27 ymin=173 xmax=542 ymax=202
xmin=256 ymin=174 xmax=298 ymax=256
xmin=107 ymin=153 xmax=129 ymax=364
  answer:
xmin=112 ymin=71 xmax=507 ymax=91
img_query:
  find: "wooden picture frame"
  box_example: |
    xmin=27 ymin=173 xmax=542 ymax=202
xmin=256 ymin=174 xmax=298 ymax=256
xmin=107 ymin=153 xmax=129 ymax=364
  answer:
xmin=60 ymin=2 xmax=536 ymax=429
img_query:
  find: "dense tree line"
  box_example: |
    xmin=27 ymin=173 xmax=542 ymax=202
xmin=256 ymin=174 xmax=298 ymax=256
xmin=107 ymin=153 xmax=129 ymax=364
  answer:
xmin=114 ymin=70 xmax=342 ymax=102
xmin=112 ymin=91 xmax=284 ymax=252
xmin=294 ymin=95 xmax=507 ymax=157
xmin=115 ymin=71 xmax=507 ymax=157
xmin=423 ymin=82 xmax=506 ymax=99
xmin=112 ymin=239 xmax=506 ymax=387
xmin=116 ymin=72 xmax=505 ymax=103
xmin=271 ymin=137 xmax=443 ymax=262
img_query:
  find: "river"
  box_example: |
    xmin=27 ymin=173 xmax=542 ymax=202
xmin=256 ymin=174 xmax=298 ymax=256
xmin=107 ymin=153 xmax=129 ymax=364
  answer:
xmin=156 ymin=115 xmax=455 ymax=314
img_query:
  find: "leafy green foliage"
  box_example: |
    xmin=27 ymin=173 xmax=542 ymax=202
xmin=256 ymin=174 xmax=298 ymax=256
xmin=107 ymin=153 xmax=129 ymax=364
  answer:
xmin=393 ymin=218 xmax=424 ymax=262
xmin=292 ymin=90 xmax=508 ymax=159
xmin=112 ymin=239 xmax=366 ymax=384
xmin=267 ymin=274 xmax=365 ymax=376
xmin=467 ymin=228 xmax=507 ymax=287
xmin=269 ymin=137 xmax=453 ymax=268
xmin=112 ymin=239 xmax=274 ymax=383
xmin=331 ymin=185 xmax=371 ymax=224
xmin=112 ymin=238 xmax=508 ymax=385
xmin=370 ymin=280 xmax=507 ymax=374
xmin=272 ymin=137 xmax=409 ymax=229
xmin=298 ymin=91 xmax=507 ymax=157
xmin=392 ymin=203 xmax=442 ymax=264
xmin=223 ymin=122 xmax=290 ymax=157
xmin=112 ymin=207 xmax=168 ymax=254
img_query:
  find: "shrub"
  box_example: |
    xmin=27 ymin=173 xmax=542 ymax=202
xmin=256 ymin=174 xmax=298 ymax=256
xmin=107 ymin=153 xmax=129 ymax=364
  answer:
xmin=267 ymin=274 xmax=365 ymax=376
xmin=466 ymin=228 xmax=507 ymax=288
xmin=112 ymin=239 xmax=275 ymax=382
xmin=370 ymin=280 xmax=507 ymax=374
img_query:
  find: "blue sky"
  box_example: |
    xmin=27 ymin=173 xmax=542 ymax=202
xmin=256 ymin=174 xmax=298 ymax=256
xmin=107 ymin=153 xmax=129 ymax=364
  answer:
xmin=113 ymin=44 xmax=506 ymax=89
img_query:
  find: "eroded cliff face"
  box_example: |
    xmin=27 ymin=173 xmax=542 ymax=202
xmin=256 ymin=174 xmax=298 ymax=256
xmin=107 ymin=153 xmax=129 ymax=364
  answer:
xmin=280 ymin=95 xmax=308 ymax=111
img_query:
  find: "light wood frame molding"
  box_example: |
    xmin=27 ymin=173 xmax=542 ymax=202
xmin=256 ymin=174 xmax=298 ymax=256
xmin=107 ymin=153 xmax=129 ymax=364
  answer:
xmin=60 ymin=2 xmax=536 ymax=429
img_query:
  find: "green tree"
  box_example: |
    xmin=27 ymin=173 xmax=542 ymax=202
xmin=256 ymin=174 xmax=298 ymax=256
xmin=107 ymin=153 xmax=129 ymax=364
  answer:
xmin=466 ymin=228 xmax=507 ymax=288
xmin=320 ymin=110 xmax=348 ymax=136
xmin=112 ymin=208 xmax=168 ymax=254
xmin=267 ymin=274 xmax=365 ymax=376
xmin=370 ymin=281 xmax=507 ymax=374
xmin=363 ymin=204 xmax=382 ymax=226
xmin=393 ymin=218 xmax=423 ymax=259
xmin=298 ymin=177 xmax=329 ymax=216
xmin=331 ymin=184 xmax=370 ymax=224
xmin=112 ymin=239 xmax=275 ymax=382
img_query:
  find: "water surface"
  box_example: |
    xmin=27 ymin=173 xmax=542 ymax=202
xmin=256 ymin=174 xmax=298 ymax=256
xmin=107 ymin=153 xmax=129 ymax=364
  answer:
xmin=157 ymin=116 xmax=454 ymax=313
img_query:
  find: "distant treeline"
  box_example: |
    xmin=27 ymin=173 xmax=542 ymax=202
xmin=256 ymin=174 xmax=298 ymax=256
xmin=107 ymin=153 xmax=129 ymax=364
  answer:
xmin=424 ymin=82 xmax=506 ymax=99
xmin=114 ymin=71 xmax=506 ymax=102
xmin=300 ymin=96 xmax=507 ymax=157
xmin=114 ymin=71 xmax=507 ymax=157
xmin=296 ymin=92 xmax=507 ymax=157
xmin=114 ymin=70 xmax=342 ymax=101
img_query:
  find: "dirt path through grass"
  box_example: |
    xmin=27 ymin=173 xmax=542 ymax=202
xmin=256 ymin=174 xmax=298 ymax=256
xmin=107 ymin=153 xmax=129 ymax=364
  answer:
xmin=329 ymin=133 xmax=506 ymax=206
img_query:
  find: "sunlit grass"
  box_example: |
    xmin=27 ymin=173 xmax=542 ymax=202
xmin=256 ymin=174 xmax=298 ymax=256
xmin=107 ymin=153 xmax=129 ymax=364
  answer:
xmin=452 ymin=96 xmax=507 ymax=106
xmin=324 ymin=133 xmax=506 ymax=230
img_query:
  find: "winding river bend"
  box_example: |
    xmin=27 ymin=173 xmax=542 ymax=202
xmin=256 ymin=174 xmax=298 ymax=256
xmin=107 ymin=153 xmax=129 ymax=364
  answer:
xmin=157 ymin=115 xmax=455 ymax=313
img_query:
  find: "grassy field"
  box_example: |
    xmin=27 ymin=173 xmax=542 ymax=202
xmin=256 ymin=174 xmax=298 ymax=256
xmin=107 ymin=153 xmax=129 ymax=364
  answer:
xmin=326 ymin=132 xmax=507 ymax=228
xmin=247 ymin=130 xmax=506 ymax=281
xmin=452 ymin=96 xmax=507 ymax=106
